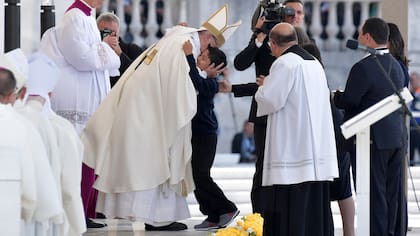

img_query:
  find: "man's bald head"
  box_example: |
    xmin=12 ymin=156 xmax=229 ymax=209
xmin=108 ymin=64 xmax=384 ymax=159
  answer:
xmin=269 ymin=23 xmax=297 ymax=57
xmin=270 ymin=23 xmax=297 ymax=46
xmin=0 ymin=67 xmax=17 ymax=104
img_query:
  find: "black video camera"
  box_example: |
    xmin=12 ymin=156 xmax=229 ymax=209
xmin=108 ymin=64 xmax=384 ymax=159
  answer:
xmin=100 ymin=29 xmax=113 ymax=40
xmin=259 ymin=0 xmax=295 ymax=34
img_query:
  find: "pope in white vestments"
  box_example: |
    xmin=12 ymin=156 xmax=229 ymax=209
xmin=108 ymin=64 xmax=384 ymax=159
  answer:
xmin=81 ymin=5 xmax=241 ymax=229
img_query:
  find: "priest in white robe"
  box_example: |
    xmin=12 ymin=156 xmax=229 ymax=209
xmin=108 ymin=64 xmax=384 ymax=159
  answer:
xmin=25 ymin=52 xmax=86 ymax=235
xmin=0 ymin=53 xmax=63 ymax=236
xmin=254 ymin=23 xmax=338 ymax=236
xmin=81 ymin=5 xmax=240 ymax=231
xmin=39 ymin=0 xmax=120 ymax=227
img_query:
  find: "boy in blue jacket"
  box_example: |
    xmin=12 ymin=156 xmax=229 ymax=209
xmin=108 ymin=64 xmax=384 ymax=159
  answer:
xmin=183 ymin=41 xmax=239 ymax=231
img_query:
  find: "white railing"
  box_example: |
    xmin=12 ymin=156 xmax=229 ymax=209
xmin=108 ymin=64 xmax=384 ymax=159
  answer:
xmin=97 ymin=0 xmax=380 ymax=51
xmin=0 ymin=0 xmax=381 ymax=54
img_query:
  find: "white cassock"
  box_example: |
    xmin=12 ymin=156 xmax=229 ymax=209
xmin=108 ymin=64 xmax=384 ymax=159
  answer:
xmin=0 ymin=104 xmax=36 ymax=223
xmin=82 ymin=26 xmax=199 ymax=225
xmin=255 ymin=48 xmax=338 ymax=186
xmin=49 ymin=113 xmax=86 ymax=235
xmin=15 ymin=100 xmax=65 ymax=235
xmin=39 ymin=6 xmax=120 ymax=134
xmin=25 ymin=51 xmax=86 ymax=236
xmin=0 ymin=102 xmax=62 ymax=235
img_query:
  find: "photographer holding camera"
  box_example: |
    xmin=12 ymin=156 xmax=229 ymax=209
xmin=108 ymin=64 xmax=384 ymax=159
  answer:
xmin=97 ymin=12 xmax=144 ymax=87
xmin=218 ymin=0 xmax=305 ymax=215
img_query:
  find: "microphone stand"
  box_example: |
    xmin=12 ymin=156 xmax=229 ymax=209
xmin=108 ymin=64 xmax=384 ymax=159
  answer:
xmin=372 ymin=53 xmax=420 ymax=235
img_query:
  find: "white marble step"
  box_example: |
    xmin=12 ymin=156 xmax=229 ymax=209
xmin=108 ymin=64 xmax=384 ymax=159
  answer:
xmin=189 ymin=165 xmax=420 ymax=227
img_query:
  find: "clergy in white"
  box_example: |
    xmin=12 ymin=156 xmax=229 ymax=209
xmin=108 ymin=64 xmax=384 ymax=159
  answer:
xmin=26 ymin=52 xmax=86 ymax=235
xmin=39 ymin=0 xmax=120 ymax=224
xmin=255 ymin=23 xmax=338 ymax=236
xmin=0 ymin=57 xmax=63 ymax=236
xmin=40 ymin=0 xmax=120 ymax=134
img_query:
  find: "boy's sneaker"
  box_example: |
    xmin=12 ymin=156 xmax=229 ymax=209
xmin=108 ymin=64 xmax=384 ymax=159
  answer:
xmin=218 ymin=210 xmax=240 ymax=228
xmin=194 ymin=219 xmax=219 ymax=231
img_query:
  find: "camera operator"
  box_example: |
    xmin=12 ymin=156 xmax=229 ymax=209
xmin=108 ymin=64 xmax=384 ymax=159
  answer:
xmin=97 ymin=12 xmax=144 ymax=88
xmin=283 ymin=0 xmax=305 ymax=26
xmin=218 ymin=0 xmax=305 ymax=215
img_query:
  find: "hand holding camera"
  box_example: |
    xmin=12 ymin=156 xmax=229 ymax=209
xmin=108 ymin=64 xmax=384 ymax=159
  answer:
xmin=101 ymin=28 xmax=122 ymax=56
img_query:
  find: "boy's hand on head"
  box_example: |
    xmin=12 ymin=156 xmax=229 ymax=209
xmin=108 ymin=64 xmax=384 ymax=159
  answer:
xmin=183 ymin=40 xmax=193 ymax=55
xmin=205 ymin=62 xmax=225 ymax=78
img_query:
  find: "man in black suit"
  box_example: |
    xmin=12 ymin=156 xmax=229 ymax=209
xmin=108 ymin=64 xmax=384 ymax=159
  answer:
xmin=97 ymin=12 xmax=143 ymax=87
xmin=334 ymin=17 xmax=405 ymax=236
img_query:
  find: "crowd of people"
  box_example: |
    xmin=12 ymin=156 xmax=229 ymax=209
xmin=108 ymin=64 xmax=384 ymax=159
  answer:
xmin=0 ymin=0 xmax=416 ymax=235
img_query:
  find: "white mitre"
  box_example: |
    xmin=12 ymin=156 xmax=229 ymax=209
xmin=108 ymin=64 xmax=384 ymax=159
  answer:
xmin=26 ymin=52 xmax=60 ymax=100
xmin=200 ymin=4 xmax=242 ymax=46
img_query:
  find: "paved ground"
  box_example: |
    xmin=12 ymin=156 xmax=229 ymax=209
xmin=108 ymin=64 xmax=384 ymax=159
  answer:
xmin=84 ymin=218 xmax=420 ymax=236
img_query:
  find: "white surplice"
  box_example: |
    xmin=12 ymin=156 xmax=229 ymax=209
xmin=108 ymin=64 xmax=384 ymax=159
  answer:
xmin=49 ymin=112 xmax=86 ymax=236
xmin=82 ymin=26 xmax=199 ymax=223
xmin=39 ymin=6 xmax=120 ymax=134
xmin=255 ymin=49 xmax=338 ymax=186
xmin=0 ymin=102 xmax=62 ymax=235
xmin=15 ymin=100 xmax=65 ymax=236
xmin=0 ymin=104 xmax=36 ymax=222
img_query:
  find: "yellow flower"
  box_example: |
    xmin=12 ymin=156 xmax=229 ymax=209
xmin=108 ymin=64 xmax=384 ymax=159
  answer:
xmin=214 ymin=213 xmax=264 ymax=236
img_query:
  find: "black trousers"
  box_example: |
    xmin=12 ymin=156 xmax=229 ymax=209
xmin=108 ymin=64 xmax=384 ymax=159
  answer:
xmin=251 ymin=123 xmax=268 ymax=214
xmin=191 ymin=134 xmax=237 ymax=222
xmin=350 ymin=146 xmax=404 ymax=236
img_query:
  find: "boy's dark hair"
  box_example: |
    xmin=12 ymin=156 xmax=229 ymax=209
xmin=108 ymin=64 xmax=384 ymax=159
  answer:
xmin=0 ymin=67 xmax=16 ymax=97
xmin=361 ymin=17 xmax=389 ymax=45
xmin=207 ymin=45 xmax=227 ymax=69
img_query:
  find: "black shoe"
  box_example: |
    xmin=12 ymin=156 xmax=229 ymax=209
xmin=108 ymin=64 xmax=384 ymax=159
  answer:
xmin=86 ymin=218 xmax=107 ymax=228
xmin=144 ymin=222 xmax=187 ymax=231
xmin=96 ymin=212 xmax=106 ymax=219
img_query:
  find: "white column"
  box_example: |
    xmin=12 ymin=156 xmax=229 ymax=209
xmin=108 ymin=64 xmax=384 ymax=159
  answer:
xmin=101 ymin=0 xmax=109 ymax=13
xmin=343 ymin=0 xmax=354 ymax=41
xmin=145 ymin=0 xmax=157 ymax=46
xmin=162 ymin=0 xmax=172 ymax=33
xmin=311 ymin=0 xmax=322 ymax=43
xmin=115 ymin=0 xmax=125 ymax=33
xmin=360 ymin=1 xmax=370 ymax=25
xmin=326 ymin=1 xmax=339 ymax=50
xmin=179 ymin=0 xmax=187 ymax=23
xmin=131 ymin=0 xmax=141 ymax=45
xmin=20 ymin=0 xmax=40 ymax=54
